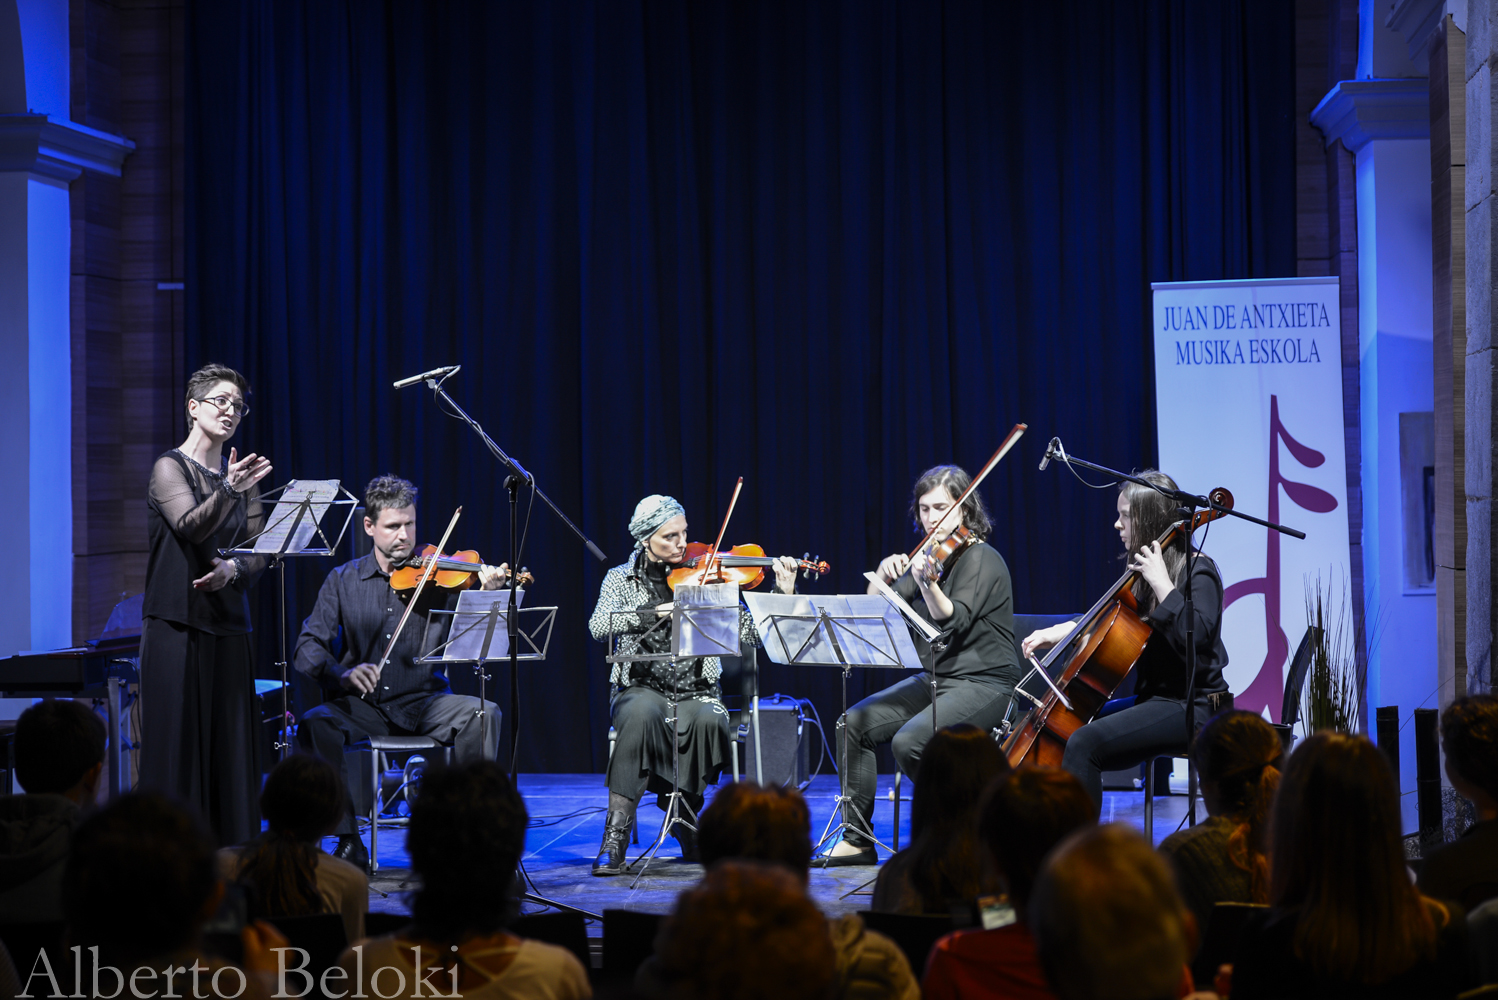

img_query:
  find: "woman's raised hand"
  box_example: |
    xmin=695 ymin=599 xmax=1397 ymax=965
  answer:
xmin=225 ymin=447 xmax=273 ymax=493
xmin=875 ymin=553 xmax=910 ymax=584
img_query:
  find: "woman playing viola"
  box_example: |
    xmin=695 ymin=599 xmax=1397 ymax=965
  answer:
xmin=586 ymin=495 xmax=798 ymax=876
xmin=1021 ymin=471 xmax=1232 ymax=806
xmin=817 ymin=465 xmax=1019 ymax=867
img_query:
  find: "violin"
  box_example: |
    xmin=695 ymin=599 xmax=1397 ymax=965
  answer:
xmin=1000 ymin=489 xmax=1233 ymax=768
xmin=388 ymin=543 xmax=535 ymax=592
xmin=667 ymin=543 xmax=830 ymax=591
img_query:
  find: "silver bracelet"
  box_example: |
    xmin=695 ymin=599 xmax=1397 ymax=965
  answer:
xmin=230 ymin=556 xmax=244 ymax=585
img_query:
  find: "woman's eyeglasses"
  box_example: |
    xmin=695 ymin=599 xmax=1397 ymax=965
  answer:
xmin=198 ymin=395 xmax=250 ymax=417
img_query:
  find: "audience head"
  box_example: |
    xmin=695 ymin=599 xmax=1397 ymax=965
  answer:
xmin=63 ymin=793 xmax=219 ymax=967
xmin=16 ymin=699 xmax=106 ymax=799
xmin=653 ymin=859 xmax=835 ymax=1000
xmin=1029 ymin=823 xmax=1191 ymax=1000
xmin=235 ymin=754 xmax=348 ymax=918
xmin=1441 ymin=693 xmax=1498 ymax=813
xmin=696 ymin=781 xmax=812 ymax=881
xmin=910 ymin=723 xmax=1010 ymax=840
xmin=901 ymin=723 xmax=1010 ymax=911
xmin=1193 ymin=709 xmax=1283 ymax=901
xmin=1269 ymin=731 xmax=1437 ymax=984
xmin=407 ymin=760 xmax=528 ymax=942
xmin=978 ymin=765 xmax=1094 ymax=911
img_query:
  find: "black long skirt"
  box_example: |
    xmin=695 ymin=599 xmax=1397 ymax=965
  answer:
xmin=138 ymin=616 xmax=261 ymax=846
xmin=607 ymin=685 xmax=731 ymax=803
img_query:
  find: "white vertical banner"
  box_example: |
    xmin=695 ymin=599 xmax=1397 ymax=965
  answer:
xmin=1152 ymin=276 xmax=1350 ymax=722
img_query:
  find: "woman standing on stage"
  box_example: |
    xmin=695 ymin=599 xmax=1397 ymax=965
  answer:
xmin=587 ymin=495 xmax=797 ymax=876
xmin=818 ymin=465 xmax=1019 ymax=867
xmin=1021 ymin=470 xmax=1232 ymax=806
xmin=140 ymin=364 xmax=273 ymax=846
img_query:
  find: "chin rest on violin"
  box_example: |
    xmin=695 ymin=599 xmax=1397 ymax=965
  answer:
xmin=388 ymin=543 xmax=535 ymax=592
xmin=666 ymin=543 xmax=830 ymax=591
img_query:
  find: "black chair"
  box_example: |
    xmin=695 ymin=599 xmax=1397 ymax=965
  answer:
xmin=264 ymin=912 xmax=348 ymax=980
xmin=364 ymin=911 xmax=412 ymax=937
xmin=601 ymin=909 xmax=663 ymax=983
xmin=0 ymin=922 xmax=66 ymax=985
xmin=856 ymin=911 xmax=952 ymax=980
xmin=1273 ymin=625 xmax=1323 ymax=753
xmin=1191 ymin=902 xmax=1267 ymax=989
xmin=511 ymin=910 xmax=591 ymax=973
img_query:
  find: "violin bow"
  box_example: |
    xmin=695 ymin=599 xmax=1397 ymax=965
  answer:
xmin=367 ymin=505 xmax=463 ymax=695
xmin=698 ymin=477 xmax=745 ymax=585
xmin=907 ymin=422 xmax=1028 ymax=562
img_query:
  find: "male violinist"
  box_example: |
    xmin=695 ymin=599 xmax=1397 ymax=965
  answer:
xmin=295 ymin=474 xmax=509 ymax=869
xmin=815 ymin=464 xmax=1020 ymax=867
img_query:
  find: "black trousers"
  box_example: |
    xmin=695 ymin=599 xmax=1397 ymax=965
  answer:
xmin=837 ymin=674 xmax=1014 ymax=848
xmin=298 ymin=693 xmax=501 ymax=835
xmin=1060 ymin=695 xmax=1211 ymax=805
xmin=607 ymin=685 xmax=730 ymax=805
xmin=138 ymin=617 xmax=262 ymax=847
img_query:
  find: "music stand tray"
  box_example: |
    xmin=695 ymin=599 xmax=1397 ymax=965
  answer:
xmin=606 ymin=582 xmax=742 ymax=886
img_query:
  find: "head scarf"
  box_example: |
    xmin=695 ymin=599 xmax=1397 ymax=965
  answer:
xmin=629 ymin=494 xmax=686 ymax=548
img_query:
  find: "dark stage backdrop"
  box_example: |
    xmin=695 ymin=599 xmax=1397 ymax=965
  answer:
xmin=184 ymin=0 xmax=1295 ymax=773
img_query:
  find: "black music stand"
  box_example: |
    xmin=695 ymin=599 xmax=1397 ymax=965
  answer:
xmin=222 ymin=479 xmax=358 ymax=760
xmin=744 ymin=593 xmax=925 ymax=859
xmin=606 ymin=581 xmax=743 ymax=887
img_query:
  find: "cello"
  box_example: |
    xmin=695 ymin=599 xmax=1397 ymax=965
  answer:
xmin=1001 ymin=489 xmax=1232 ymax=768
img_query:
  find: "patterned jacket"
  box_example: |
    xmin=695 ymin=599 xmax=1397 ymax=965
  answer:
xmin=588 ymin=547 xmax=763 ymax=702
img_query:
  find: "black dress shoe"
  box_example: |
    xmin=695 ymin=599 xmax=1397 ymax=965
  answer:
xmin=592 ymin=810 xmax=633 ymax=876
xmin=332 ymin=835 xmax=368 ymax=870
xmin=810 ymin=845 xmax=879 ymax=867
xmin=671 ymin=821 xmax=699 ymax=863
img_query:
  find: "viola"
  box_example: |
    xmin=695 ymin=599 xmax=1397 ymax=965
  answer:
xmin=388 ymin=543 xmax=535 ymax=592
xmin=667 ymin=543 xmax=830 ymax=591
xmin=1001 ymin=490 xmax=1233 ymax=768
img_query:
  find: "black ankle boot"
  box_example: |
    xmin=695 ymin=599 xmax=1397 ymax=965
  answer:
xmin=592 ymin=810 xmax=633 ymax=876
xmin=671 ymin=820 xmax=699 ymax=862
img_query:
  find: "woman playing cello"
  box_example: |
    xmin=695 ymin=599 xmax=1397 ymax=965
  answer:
xmin=1021 ymin=471 xmax=1232 ymax=807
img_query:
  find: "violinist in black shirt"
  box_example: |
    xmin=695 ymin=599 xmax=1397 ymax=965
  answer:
xmin=295 ymin=475 xmax=509 ymax=869
xmin=816 ymin=465 xmax=1019 ymax=867
xmin=1022 ymin=470 xmax=1231 ymax=806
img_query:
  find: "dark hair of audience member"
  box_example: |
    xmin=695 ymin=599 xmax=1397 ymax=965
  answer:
xmin=1192 ymin=709 xmax=1282 ymax=902
xmin=15 ymin=700 xmax=106 ymax=795
xmin=63 ymin=793 xmax=219 ymax=968
xmin=1269 ymin=732 xmax=1440 ymax=984
xmin=1441 ymin=693 xmax=1498 ymax=802
xmin=653 ymin=860 xmax=835 ymax=1000
xmin=903 ymin=723 xmax=1010 ymax=911
xmin=696 ymin=781 xmax=813 ymax=879
xmin=233 ymin=753 xmax=345 ymax=918
xmin=1029 ymin=823 xmax=1191 ymax=1000
xmin=979 ymin=765 xmax=1095 ymax=911
xmin=406 ymin=761 xmax=527 ymax=943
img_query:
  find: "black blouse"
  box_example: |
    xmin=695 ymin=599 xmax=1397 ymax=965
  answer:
xmin=1133 ymin=553 xmax=1229 ymax=701
xmin=143 ymin=450 xmax=266 ymax=635
xmin=892 ymin=541 xmax=1018 ymax=685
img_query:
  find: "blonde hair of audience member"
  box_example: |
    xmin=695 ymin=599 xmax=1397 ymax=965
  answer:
xmin=1268 ymin=732 xmax=1442 ymax=984
xmin=1029 ymin=823 xmax=1193 ymax=1000
xmin=1192 ymin=710 xmax=1282 ymax=902
xmin=652 ymin=860 xmax=836 ymax=1000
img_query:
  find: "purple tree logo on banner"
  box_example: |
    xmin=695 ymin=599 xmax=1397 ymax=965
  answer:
xmin=1224 ymin=394 xmax=1338 ymax=719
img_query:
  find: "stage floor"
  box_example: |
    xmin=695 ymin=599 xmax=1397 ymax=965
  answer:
xmin=338 ymin=773 xmax=1199 ymax=931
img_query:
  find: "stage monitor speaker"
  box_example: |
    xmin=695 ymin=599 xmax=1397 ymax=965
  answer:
xmin=743 ymin=694 xmax=810 ymax=789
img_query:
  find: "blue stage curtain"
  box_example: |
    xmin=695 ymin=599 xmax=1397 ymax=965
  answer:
xmin=185 ymin=0 xmax=1294 ymax=773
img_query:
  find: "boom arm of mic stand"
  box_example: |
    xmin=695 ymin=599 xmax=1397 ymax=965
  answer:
xmin=429 ymin=381 xmax=608 ymax=562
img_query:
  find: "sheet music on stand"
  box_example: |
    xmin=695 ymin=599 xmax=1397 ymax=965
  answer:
xmin=743 ymin=593 xmax=924 ymax=671
xmin=226 ymin=479 xmax=357 ymax=557
xmin=417 ymin=590 xmax=559 ymax=665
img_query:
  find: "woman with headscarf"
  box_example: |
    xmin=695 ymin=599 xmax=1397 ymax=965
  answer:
xmin=587 ymin=495 xmax=798 ymax=876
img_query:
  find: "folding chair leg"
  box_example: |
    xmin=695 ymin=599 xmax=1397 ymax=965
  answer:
xmin=1143 ymin=757 xmax=1154 ymax=845
xmin=370 ymin=749 xmax=382 ymax=874
xmin=893 ymin=771 xmax=902 ymax=851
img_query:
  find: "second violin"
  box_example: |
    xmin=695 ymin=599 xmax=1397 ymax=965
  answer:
xmin=668 ymin=543 xmax=830 ymax=591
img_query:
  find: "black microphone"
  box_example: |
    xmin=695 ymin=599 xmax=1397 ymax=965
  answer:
xmin=392 ymin=365 xmax=461 ymax=389
xmin=1038 ymin=437 xmax=1062 ymax=471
